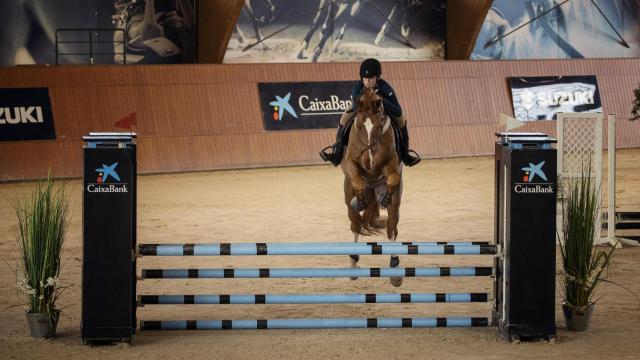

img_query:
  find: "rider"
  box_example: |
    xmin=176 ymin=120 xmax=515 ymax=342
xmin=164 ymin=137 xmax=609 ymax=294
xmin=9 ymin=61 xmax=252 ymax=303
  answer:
xmin=320 ymin=58 xmax=421 ymax=167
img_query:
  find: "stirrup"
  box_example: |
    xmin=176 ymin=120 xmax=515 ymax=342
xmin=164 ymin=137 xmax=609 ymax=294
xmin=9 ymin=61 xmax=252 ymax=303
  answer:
xmin=319 ymin=145 xmax=335 ymax=162
xmin=319 ymin=145 xmax=342 ymax=166
xmin=403 ymin=150 xmax=421 ymax=167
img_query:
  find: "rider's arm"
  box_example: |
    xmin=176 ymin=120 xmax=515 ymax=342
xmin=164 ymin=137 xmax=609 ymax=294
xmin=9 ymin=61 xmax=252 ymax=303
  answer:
xmin=378 ymin=81 xmax=402 ymax=117
xmin=350 ymin=82 xmax=362 ymax=112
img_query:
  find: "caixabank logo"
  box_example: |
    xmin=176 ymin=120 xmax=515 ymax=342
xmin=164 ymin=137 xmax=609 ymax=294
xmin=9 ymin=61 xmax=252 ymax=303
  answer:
xmin=514 ymin=160 xmax=554 ymax=194
xmin=269 ymin=92 xmax=298 ymax=121
xmin=86 ymin=162 xmax=129 ymax=193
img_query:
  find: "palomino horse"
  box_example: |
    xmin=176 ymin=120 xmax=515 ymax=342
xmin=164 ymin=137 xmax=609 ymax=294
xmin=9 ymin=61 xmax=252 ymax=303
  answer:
xmin=341 ymin=87 xmax=404 ymax=287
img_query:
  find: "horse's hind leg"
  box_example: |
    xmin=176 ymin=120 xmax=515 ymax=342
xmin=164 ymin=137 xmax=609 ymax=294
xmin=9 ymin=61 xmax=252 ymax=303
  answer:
xmin=388 ymin=185 xmax=402 ymax=287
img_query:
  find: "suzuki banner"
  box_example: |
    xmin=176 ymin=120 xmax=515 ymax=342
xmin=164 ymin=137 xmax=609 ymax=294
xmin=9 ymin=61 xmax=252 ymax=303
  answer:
xmin=258 ymin=81 xmax=354 ymax=131
xmin=508 ymin=76 xmax=602 ymax=121
xmin=0 ymin=88 xmax=56 ymax=141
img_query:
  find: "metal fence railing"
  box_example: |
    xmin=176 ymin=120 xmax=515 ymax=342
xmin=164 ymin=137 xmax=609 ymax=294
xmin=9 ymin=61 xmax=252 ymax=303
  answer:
xmin=55 ymin=28 xmax=126 ymax=65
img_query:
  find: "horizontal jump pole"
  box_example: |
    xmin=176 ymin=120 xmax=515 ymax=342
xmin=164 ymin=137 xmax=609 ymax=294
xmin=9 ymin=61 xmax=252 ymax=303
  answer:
xmin=139 ymin=292 xmax=490 ymax=305
xmin=138 ymin=242 xmax=498 ymax=256
xmin=141 ymin=267 xmax=494 ymax=279
xmin=140 ymin=317 xmax=490 ymax=330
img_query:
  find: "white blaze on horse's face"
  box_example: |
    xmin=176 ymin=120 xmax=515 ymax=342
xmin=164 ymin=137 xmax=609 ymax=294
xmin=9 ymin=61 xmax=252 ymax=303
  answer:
xmin=364 ymin=117 xmax=374 ymax=169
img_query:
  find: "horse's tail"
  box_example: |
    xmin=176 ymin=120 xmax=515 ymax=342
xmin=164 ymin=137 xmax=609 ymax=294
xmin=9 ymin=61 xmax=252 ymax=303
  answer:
xmin=360 ymin=198 xmax=387 ymax=236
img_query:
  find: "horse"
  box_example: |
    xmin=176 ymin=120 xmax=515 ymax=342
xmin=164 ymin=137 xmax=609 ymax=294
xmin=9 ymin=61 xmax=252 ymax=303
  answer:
xmin=341 ymin=87 xmax=404 ymax=287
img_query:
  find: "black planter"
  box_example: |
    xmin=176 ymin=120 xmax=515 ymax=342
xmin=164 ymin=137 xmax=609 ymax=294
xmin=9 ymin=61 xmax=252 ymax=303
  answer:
xmin=562 ymin=303 xmax=594 ymax=331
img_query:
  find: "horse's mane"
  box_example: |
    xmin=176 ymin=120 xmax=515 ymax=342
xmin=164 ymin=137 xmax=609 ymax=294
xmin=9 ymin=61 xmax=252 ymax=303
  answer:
xmin=357 ymin=87 xmax=382 ymax=114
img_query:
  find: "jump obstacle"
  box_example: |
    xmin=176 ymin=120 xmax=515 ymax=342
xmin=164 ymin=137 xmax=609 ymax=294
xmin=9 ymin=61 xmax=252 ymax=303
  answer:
xmin=136 ymin=241 xmax=497 ymax=330
xmin=81 ymin=132 xmax=558 ymax=343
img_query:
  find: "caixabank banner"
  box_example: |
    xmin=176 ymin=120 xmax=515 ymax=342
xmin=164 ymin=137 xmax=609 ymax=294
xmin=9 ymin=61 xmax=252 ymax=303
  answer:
xmin=0 ymin=88 xmax=55 ymax=141
xmin=258 ymin=81 xmax=355 ymax=131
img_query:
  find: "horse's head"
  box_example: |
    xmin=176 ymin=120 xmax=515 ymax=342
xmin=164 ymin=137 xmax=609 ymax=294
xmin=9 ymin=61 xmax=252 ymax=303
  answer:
xmin=351 ymin=87 xmax=392 ymax=171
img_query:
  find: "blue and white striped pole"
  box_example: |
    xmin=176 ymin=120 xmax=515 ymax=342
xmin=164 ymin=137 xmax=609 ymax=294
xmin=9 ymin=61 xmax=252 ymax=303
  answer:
xmin=139 ymin=292 xmax=490 ymax=305
xmin=138 ymin=242 xmax=497 ymax=256
xmin=140 ymin=317 xmax=490 ymax=330
xmin=141 ymin=267 xmax=493 ymax=279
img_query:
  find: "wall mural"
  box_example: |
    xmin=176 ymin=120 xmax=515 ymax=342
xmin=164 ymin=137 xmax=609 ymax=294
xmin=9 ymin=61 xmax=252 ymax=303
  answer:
xmin=0 ymin=0 xmax=196 ymax=66
xmin=224 ymin=0 xmax=446 ymax=63
xmin=472 ymin=0 xmax=640 ymax=60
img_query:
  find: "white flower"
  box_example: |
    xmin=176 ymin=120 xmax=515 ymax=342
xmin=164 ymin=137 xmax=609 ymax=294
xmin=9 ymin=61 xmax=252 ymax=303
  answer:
xmin=39 ymin=295 xmax=44 ymax=300
xmin=16 ymin=274 xmax=36 ymax=296
xmin=45 ymin=277 xmax=57 ymax=288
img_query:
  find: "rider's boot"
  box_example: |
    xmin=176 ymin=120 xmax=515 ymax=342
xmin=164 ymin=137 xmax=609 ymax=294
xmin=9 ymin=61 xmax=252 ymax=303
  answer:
xmin=398 ymin=125 xmax=421 ymax=167
xmin=319 ymin=124 xmax=347 ymax=166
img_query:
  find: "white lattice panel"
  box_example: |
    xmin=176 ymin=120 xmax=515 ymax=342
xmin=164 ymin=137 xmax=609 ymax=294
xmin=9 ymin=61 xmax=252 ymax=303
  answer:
xmin=557 ymin=113 xmax=603 ymax=183
xmin=557 ymin=112 xmax=604 ymax=245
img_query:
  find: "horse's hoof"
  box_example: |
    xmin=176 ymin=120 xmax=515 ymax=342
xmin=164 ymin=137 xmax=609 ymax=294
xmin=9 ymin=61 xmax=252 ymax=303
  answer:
xmin=377 ymin=192 xmax=392 ymax=208
xmin=349 ymin=255 xmax=359 ymax=280
xmin=390 ymin=276 xmax=403 ymax=287
xmin=389 ymin=255 xmax=402 ymax=286
xmin=350 ymin=196 xmax=367 ymax=212
xmin=389 ymin=276 xmax=402 ymax=287
xmin=390 ymin=255 xmax=400 ymax=268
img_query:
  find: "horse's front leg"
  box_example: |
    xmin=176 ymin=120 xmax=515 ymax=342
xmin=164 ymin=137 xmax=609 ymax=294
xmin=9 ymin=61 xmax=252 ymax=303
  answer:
xmin=378 ymin=160 xmax=401 ymax=208
xmin=346 ymin=160 xmax=369 ymax=211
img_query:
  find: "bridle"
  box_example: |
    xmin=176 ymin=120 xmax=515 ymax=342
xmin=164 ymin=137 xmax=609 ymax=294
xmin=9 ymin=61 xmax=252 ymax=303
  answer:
xmin=357 ymin=108 xmax=390 ymax=156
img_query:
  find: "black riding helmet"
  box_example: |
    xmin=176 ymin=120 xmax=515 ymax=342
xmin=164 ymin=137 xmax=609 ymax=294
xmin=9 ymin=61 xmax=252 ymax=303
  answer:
xmin=360 ymin=58 xmax=381 ymax=78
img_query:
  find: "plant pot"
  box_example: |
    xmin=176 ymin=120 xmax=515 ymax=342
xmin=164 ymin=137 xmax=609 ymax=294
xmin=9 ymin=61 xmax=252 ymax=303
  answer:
xmin=562 ymin=303 xmax=594 ymax=331
xmin=25 ymin=310 xmax=60 ymax=339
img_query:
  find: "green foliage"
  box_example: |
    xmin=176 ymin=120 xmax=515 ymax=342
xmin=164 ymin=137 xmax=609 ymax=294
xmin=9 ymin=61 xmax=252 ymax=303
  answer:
xmin=632 ymin=84 xmax=640 ymax=121
xmin=559 ymin=162 xmax=616 ymax=308
xmin=13 ymin=175 xmax=70 ymax=326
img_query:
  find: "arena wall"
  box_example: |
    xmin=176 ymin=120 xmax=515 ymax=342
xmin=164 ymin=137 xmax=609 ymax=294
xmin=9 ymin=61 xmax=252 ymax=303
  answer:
xmin=1 ymin=59 xmax=639 ymax=180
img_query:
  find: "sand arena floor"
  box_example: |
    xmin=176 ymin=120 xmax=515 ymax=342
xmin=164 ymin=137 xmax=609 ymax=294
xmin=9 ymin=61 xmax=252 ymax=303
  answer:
xmin=1 ymin=150 xmax=639 ymax=360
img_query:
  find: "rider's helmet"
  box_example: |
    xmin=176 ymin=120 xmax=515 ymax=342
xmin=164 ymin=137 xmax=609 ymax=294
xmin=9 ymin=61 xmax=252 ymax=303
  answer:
xmin=360 ymin=58 xmax=382 ymax=78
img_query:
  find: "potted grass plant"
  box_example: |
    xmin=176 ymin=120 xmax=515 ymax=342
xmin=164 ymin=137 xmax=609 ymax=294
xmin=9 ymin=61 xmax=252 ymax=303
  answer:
xmin=13 ymin=175 xmax=70 ymax=338
xmin=558 ymin=163 xmax=617 ymax=331
xmin=631 ymin=84 xmax=640 ymax=121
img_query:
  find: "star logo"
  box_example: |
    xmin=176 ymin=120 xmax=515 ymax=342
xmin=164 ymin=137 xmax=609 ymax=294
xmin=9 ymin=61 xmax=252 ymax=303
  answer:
xmin=521 ymin=161 xmax=547 ymax=183
xmin=95 ymin=162 xmax=121 ymax=183
xmin=269 ymin=92 xmax=298 ymax=121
